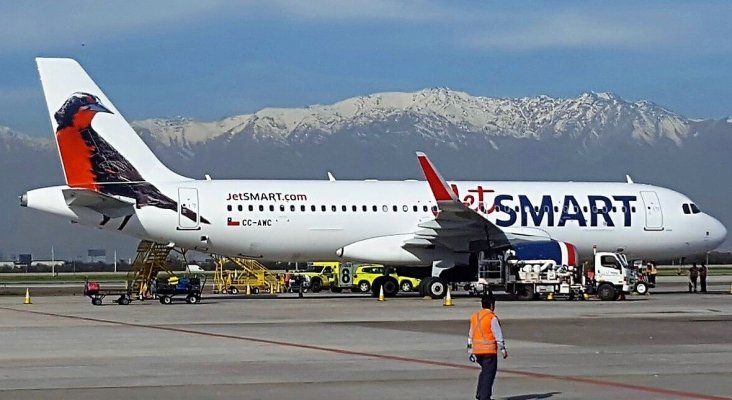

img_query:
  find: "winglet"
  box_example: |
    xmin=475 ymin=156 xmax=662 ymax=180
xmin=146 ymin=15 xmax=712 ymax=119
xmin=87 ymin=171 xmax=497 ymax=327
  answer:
xmin=416 ymin=152 xmax=456 ymax=201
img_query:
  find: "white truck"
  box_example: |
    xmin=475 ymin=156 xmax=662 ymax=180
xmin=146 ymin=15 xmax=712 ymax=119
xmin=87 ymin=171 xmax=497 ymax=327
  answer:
xmin=465 ymin=241 xmax=635 ymax=301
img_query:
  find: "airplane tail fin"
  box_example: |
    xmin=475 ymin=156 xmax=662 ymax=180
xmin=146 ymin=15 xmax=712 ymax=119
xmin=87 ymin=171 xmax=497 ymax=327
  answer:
xmin=36 ymin=58 xmax=187 ymax=190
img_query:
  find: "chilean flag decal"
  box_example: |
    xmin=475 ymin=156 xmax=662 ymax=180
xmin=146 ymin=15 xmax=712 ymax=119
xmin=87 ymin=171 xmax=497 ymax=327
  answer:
xmin=227 ymin=217 xmax=240 ymax=226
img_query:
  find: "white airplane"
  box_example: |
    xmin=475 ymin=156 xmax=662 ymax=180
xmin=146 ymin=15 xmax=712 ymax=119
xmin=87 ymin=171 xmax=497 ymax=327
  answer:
xmin=21 ymin=58 xmax=727 ymax=297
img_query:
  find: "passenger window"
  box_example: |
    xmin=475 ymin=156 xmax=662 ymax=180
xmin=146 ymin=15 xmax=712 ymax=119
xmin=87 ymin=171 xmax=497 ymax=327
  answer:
xmin=393 ymin=205 xmax=398 ymax=212
xmin=383 ymin=205 xmax=388 ymax=212
xmin=249 ymin=205 xmax=254 ymax=212
xmin=321 ymin=205 xmax=326 ymax=212
xmin=362 ymin=205 xmax=367 ymax=212
xmin=227 ymin=205 xmax=232 ymax=211
xmin=259 ymin=205 xmax=264 ymax=212
xmin=373 ymin=205 xmax=378 ymax=212
xmin=301 ymin=205 xmax=306 ymax=212
xmin=269 ymin=205 xmax=275 ymax=212
xmin=413 ymin=205 xmax=418 ymax=212
xmin=311 ymin=205 xmax=316 ymax=212
xmin=682 ymin=204 xmax=691 ymax=214
xmin=290 ymin=205 xmax=296 ymax=212
xmin=631 ymin=206 xmax=636 ymax=212
xmin=554 ymin=206 xmax=559 ymax=212
xmin=280 ymin=205 xmax=285 ymax=212
xmin=342 ymin=205 xmax=347 ymax=212
xmin=423 ymin=205 xmax=428 ymax=212
xmin=403 ymin=205 xmax=408 ymax=212
xmin=583 ymin=206 xmax=588 ymax=212
xmin=332 ymin=205 xmax=337 ymax=212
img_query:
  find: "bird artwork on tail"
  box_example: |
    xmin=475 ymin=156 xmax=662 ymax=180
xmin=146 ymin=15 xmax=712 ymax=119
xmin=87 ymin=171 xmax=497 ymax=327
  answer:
xmin=53 ymin=92 xmax=209 ymax=224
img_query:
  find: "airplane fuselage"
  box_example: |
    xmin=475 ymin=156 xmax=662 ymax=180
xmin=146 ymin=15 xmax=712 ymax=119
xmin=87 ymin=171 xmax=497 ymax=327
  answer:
xmin=23 ymin=179 xmax=727 ymax=264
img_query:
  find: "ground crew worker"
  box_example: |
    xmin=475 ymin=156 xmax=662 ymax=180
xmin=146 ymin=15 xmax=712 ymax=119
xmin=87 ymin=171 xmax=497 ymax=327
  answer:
xmin=647 ymin=262 xmax=657 ymax=286
xmin=468 ymin=292 xmax=508 ymax=400
xmin=689 ymin=263 xmax=699 ymax=293
xmin=699 ymin=263 xmax=708 ymax=293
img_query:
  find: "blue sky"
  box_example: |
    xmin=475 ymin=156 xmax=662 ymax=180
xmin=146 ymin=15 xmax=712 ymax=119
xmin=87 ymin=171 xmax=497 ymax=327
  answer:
xmin=1 ymin=1 xmax=732 ymax=136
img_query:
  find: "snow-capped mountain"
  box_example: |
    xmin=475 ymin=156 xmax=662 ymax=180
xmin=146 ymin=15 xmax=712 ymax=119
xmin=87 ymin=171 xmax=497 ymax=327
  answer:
xmin=2 ymin=89 xmax=732 ymax=258
xmin=132 ymin=89 xmax=695 ymax=148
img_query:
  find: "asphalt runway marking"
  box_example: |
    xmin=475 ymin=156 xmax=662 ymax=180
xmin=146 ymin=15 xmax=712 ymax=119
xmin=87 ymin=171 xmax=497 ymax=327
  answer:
xmin=2 ymin=306 xmax=729 ymax=400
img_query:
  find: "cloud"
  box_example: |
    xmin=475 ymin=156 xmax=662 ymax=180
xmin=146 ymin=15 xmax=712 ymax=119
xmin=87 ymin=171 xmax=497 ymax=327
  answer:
xmin=466 ymin=14 xmax=662 ymax=50
xmin=0 ymin=1 xmax=230 ymax=54
xmin=461 ymin=3 xmax=732 ymax=52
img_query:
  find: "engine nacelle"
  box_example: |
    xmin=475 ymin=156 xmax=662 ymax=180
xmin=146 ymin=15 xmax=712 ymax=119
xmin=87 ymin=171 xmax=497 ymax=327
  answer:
xmin=336 ymin=234 xmax=455 ymax=266
xmin=336 ymin=234 xmax=424 ymax=264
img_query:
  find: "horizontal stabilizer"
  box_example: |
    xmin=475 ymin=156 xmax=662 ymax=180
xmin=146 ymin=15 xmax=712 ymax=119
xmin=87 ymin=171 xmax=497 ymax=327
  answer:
xmin=62 ymin=188 xmax=135 ymax=218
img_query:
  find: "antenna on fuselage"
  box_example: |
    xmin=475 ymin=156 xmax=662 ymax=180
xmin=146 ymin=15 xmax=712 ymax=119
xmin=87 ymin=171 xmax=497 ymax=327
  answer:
xmin=327 ymin=172 xmax=336 ymax=182
xmin=625 ymin=175 xmax=634 ymax=184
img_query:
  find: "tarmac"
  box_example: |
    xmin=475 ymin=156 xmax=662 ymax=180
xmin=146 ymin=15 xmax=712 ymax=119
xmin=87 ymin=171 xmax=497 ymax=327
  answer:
xmin=0 ymin=278 xmax=731 ymax=400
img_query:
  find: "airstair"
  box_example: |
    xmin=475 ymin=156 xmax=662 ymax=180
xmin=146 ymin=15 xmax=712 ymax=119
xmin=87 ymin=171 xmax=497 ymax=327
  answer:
xmin=126 ymin=240 xmax=176 ymax=299
xmin=212 ymin=255 xmax=281 ymax=295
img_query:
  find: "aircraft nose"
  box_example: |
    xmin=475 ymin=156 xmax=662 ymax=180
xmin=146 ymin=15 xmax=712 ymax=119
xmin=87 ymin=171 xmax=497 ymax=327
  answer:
xmin=707 ymin=216 xmax=727 ymax=247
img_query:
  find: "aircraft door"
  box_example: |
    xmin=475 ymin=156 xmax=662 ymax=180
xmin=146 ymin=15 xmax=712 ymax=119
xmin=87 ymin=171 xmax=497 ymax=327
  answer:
xmin=178 ymin=187 xmax=200 ymax=230
xmin=640 ymin=191 xmax=663 ymax=231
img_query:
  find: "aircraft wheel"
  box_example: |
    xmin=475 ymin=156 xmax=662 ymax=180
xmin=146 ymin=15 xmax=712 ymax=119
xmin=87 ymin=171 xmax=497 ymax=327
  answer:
xmin=426 ymin=277 xmax=447 ymax=299
xmin=92 ymin=298 xmax=102 ymax=306
xmin=382 ymin=278 xmax=399 ymax=297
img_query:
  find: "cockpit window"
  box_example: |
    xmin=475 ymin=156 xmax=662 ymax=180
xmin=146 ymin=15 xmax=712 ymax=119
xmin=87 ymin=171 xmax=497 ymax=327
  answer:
xmin=690 ymin=203 xmax=701 ymax=214
xmin=682 ymin=204 xmax=691 ymax=214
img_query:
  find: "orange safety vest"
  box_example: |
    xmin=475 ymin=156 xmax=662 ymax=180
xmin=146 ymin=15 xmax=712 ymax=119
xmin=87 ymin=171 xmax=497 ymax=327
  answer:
xmin=469 ymin=309 xmax=498 ymax=355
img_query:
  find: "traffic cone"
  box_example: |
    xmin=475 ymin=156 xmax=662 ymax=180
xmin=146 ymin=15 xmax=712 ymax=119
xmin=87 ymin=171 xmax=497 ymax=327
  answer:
xmin=729 ymin=282 xmax=732 ymax=295
xmin=547 ymin=292 xmax=554 ymax=301
xmin=443 ymin=287 xmax=454 ymax=306
xmin=582 ymin=292 xmax=590 ymax=301
xmin=378 ymin=285 xmax=385 ymax=301
xmin=246 ymin=284 xmax=251 ymax=296
xmin=23 ymin=288 xmax=32 ymax=305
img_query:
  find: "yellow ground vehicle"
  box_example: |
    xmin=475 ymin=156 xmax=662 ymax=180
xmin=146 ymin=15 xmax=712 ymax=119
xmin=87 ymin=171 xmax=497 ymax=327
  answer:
xmin=352 ymin=264 xmax=421 ymax=295
xmin=294 ymin=262 xmax=340 ymax=293
xmin=212 ymin=256 xmax=280 ymax=295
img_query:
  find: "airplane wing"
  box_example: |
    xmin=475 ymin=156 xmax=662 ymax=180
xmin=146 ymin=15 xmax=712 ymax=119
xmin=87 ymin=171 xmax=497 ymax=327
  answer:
xmin=408 ymin=153 xmax=548 ymax=253
xmin=62 ymin=188 xmax=135 ymax=218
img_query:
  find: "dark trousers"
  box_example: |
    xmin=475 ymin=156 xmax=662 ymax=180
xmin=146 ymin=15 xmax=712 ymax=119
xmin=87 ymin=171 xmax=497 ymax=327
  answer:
xmin=700 ymin=276 xmax=707 ymax=292
xmin=689 ymin=277 xmax=697 ymax=292
xmin=476 ymin=354 xmax=498 ymax=400
xmin=649 ymin=275 xmax=656 ymax=285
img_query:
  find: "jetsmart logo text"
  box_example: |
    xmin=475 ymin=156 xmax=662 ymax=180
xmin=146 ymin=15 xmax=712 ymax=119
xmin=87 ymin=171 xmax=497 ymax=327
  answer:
xmin=226 ymin=192 xmax=308 ymax=202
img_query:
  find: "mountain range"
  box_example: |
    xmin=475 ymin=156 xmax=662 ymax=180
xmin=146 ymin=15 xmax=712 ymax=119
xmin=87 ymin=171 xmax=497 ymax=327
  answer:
xmin=2 ymin=89 xmax=730 ymax=260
